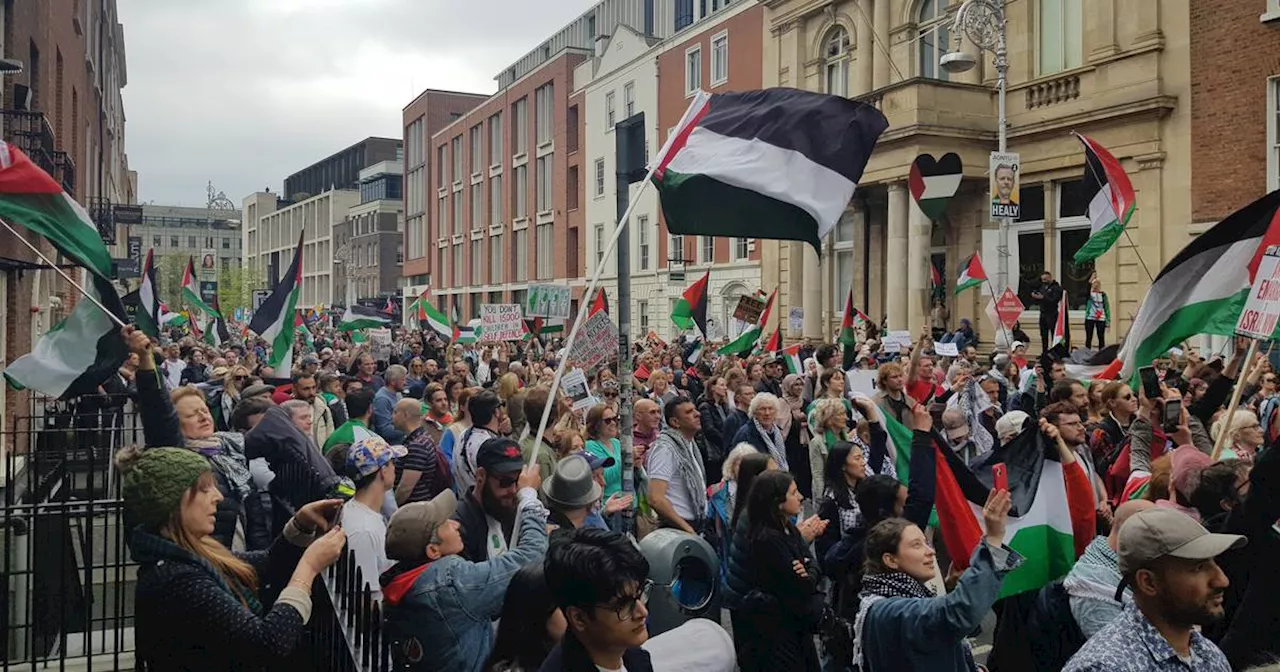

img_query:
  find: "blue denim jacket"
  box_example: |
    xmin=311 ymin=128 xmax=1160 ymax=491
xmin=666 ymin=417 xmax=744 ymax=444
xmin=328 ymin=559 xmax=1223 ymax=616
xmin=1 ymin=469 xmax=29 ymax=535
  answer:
xmin=382 ymin=489 xmax=549 ymax=672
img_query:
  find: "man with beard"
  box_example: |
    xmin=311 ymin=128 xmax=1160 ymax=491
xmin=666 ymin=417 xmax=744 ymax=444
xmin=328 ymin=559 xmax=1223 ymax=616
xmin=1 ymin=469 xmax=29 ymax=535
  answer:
xmin=1063 ymin=508 xmax=1242 ymax=671
xmin=1042 ymin=402 xmax=1111 ymax=529
xmin=451 ymin=437 xmax=527 ymax=561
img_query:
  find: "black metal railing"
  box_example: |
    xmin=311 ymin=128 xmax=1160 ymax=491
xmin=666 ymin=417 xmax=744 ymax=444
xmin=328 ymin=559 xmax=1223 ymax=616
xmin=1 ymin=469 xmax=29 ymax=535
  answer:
xmin=0 ymin=110 xmax=59 ymax=183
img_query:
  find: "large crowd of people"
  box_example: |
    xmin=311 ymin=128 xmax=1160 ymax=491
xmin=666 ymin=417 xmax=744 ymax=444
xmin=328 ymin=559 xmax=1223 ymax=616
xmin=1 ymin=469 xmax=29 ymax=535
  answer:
xmin=102 ymin=294 xmax=1280 ymax=670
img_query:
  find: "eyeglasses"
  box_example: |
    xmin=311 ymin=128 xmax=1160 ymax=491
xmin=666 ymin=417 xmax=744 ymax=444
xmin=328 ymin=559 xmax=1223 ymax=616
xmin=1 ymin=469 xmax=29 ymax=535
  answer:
xmin=493 ymin=474 xmax=520 ymax=488
xmin=603 ymin=580 xmax=653 ymax=622
xmin=1118 ymin=394 xmax=1134 ymax=401
xmin=603 ymin=417 xmax=619 ymax=424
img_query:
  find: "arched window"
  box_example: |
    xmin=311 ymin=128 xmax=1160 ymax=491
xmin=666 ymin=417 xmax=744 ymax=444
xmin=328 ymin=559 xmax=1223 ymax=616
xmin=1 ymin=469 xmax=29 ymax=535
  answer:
xmin=918 ymin=0 xmax=950 ymax=80
xmin=823 ymin=26 xmax=851 ymax=97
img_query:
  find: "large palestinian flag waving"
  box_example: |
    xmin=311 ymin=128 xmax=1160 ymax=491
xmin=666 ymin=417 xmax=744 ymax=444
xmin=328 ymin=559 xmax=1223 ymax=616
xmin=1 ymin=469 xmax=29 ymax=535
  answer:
xmin=248 ymin=232 xmax=304 ymax=373
xmin=671 ymin=270 xmax=709 ymax=336
xmin=1072 ymin=134 xmax=1137 ymax=263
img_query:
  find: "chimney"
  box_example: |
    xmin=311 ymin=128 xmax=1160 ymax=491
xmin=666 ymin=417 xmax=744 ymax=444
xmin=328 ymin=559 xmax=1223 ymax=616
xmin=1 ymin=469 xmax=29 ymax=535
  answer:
xmin=594 ymin=33 xmax=611 ymax=57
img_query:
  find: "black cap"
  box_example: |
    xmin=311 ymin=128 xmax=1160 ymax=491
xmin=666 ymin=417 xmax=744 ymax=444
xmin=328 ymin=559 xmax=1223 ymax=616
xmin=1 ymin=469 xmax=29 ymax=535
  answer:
xmin=476 ymin=437 xmax=525 ymax=474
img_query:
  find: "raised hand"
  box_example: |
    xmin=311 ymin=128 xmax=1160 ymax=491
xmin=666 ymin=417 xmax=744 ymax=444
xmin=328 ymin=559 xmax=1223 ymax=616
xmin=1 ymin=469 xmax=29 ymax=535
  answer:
xmin=982 ymin=488 xmax=1012 ymax=548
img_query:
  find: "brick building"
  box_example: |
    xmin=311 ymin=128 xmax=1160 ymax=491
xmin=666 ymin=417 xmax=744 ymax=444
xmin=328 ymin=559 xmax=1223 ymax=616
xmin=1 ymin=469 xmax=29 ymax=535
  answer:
xmin=1190 ymin=1 xmax=1280 ymax=225
xmin=0 ymin=1 xmax=131 ymax=430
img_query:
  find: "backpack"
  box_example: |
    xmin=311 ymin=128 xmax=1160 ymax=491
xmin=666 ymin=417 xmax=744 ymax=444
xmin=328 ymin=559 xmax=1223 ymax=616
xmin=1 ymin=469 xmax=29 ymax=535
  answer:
xmin=1024 ymin=579 xmax=1087 ymax=670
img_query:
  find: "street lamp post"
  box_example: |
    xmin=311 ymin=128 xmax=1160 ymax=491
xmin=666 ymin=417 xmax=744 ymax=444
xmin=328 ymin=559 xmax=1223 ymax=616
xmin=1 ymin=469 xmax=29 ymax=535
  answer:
xmin=942 ymin=0 xmax=1010 ymax=308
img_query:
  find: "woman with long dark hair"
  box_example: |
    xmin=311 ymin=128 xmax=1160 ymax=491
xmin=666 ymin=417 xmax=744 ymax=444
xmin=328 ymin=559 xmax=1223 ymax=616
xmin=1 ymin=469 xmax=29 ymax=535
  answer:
xmin=721 ymin=451 xmax=778 ymax=668
xmin=485 ymin=564 xmax=566 ymax=671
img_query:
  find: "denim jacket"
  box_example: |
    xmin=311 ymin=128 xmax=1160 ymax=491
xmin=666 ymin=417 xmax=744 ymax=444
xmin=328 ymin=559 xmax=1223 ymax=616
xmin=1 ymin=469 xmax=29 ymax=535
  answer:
xmin=381 ymin=489 xmax=549 ymax=672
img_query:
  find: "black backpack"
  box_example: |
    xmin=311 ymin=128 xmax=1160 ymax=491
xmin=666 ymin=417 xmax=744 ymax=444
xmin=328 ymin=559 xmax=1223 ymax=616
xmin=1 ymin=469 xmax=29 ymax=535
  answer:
xmin=1025 ymin=579 xmax=1087 ymax=670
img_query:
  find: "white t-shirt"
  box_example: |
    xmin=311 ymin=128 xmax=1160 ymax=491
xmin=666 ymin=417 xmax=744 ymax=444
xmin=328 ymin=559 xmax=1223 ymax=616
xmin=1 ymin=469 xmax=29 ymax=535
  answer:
xmin=161 ymin=359 xmax=186 ymax=390
xmin=645 ymin=436 xmax=698 ymax=521
xmin=342 ymin=498 xmax=391 ymax=601
xmin=451 ymin=426 xmax=496 ymax=495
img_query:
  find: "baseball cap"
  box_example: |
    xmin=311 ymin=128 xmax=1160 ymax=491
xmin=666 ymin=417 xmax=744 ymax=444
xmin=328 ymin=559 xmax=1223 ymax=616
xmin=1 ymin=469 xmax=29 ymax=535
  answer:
xmin=344 ymin=436 xmax=408 ymax=480
xmin=575 ymin=450 xmax=615 ymax=471
xmin=385 ymin=489 xmax=458 ymax=562
xmin=994 ymin=411 xmax=1030 ymax=444
xmin=1117 ymin=508 xmax=1246 ymax=577
xmin=476 ymin=437 xmax=525 ymax=474
xmin=943 ymin=420 xmax=970 ymax=443
xmin=212 ymin=366 xmax=230 ymax=378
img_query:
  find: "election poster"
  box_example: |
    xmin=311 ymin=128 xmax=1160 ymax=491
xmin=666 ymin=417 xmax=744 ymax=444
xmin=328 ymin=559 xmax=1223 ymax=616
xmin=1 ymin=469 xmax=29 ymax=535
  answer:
xmin=989 ymin=151 xmax=1021 ymax=219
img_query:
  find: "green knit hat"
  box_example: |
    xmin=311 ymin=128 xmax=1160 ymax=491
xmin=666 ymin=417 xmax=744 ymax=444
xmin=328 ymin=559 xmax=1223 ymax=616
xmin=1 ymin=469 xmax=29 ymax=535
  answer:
xmin=118 ymin=447 xmax=212 ymax=530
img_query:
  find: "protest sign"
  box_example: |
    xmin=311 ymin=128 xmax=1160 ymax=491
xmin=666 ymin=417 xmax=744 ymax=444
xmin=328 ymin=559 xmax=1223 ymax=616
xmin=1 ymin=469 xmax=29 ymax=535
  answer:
xmin=934 ymin=342 xmax=959 ymax=357
xmin=847 ymin=370 xmax=878 ymax=397
xmin=733 ymin=295 xmax=767 ymax=324
xmin=788 ymin=307 xmax=804 ymax=331
xmin=560 ymin=369 xmax=596 ymax=413
xmin=526 ymin=283 xmax=571 ymax=320
xmin=994 ymin=287 xmax=1024 ymax=331
xmin=882 ymin=330 xmax=913 ymax=352
xmin=481 ymin=304 xmax=526 ymax=341
xmin=568 ymin=312 xmax=620 ymax=371
xmin=369 ymin=328 xmax=393 ymax=361
xmin=1236 ymin=245 xmax=1280 ymax=340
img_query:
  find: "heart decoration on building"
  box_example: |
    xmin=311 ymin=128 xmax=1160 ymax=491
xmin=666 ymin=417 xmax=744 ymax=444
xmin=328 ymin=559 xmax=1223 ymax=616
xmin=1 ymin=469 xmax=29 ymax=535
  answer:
xmin=908 ymin=152 xmax=964 ymax=221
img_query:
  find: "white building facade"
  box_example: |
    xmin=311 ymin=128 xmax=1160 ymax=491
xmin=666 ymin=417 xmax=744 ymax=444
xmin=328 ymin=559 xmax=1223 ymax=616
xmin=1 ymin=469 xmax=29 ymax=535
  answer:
xmin=241 ymin=189 xmax=360 ymax=308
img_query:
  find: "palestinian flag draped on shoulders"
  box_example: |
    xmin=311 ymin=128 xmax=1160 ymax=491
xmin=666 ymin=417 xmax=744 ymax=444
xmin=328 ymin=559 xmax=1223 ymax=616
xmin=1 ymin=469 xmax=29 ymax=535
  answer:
xmin=651 ymin=88 xmax=888 ymax=253
xmin=1119 ymin=189 xmax=1280 ymax=378
xmin=0 ymin=141 xmax=128 ymax=398
xmin=248 ymin=232 xmax=304 ymax=373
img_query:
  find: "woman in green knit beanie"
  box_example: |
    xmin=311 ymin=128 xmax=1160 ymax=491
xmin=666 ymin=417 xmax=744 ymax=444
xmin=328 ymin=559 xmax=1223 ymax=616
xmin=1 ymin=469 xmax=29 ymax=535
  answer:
xmin=118 ymin=445 xmax=347 ymax=670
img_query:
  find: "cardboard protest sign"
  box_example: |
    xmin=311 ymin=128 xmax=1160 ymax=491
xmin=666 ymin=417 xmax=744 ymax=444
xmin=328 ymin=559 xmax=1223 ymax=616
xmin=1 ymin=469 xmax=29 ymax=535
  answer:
xmin=526 ymin=283 xmax=571 ymax=320
xmin=733 ymin=295 xmax=767 ymax=324
xmin=568 ymin=312 xmax=620 ymax=371
xmin=369 ymin=328 xmax=393 ymax=361
xmin=1236 ymin=245 xmax=1280 ymax=340
xmin=560 ymin=369 xmax=596 ymax=413
xmin=481 ymin=304 xmax=526 ymax=341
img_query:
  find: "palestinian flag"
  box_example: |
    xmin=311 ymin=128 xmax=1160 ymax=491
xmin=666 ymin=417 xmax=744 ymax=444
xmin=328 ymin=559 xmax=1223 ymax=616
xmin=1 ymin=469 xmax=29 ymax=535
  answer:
xmin=4 ymin=275 xmax=129 ymax=398
xmin=350 ymin=330 xmax=368 ymax=345
xmin=955 ymin=253 xmax=987 ymax=294
xmin=765 ymin=329 xmax=803 ymax=375
xmin=882 ymin=412 xmax=916 ymax=483
xmin=188 ymin=309 xmax=203 ymax=340
xmin=683 ymin=338 xmax=705 ymax=367
xmin=1051 ymin=291 xmax=1068 ymax=349
xmin=248 ymin=232 xmax=303 ymax=373
xmin=937 ymin=421 xmax=1096 ymax=597
xmin=0 ymin=142 xmax=113 ymax=278
xmin=1119 ymin=190 xmax=1280 ymax=378
xmin=1062 ymin=344 xmax=1124 ymax=382
xmin=410 ymin=289 xmax=431 ymax=322
xmin=839 ymin=287 xmax=858 ymax=368
xmin=181 ymin=256 xmax=220 ymax=318
xmin=718 ymin=288 xmax=774 ymax=355
xmin=908 ymin=154 xmax=964 ymax=221
xmin=295 ymin=311 xmax=315 ymax=350
xmin=204 ymin=314 xmax=231 ymax=347
xmin=451 ymin=303 xmax=462 ymax=341
xmin=457 ymin=318 xmax=480 ymax=344
xmin=339 ymin=304 xmax=393 ymax=332
xmin=1072 ymin=134 xmax=1137 ymax=263
xmin=672 ymin=270 xmax=709 ymax=336
xmin=137 ymin=248 xmax=162 ymax=338
xmin=421 ymin=300 xmax=453 ymax=341
xmin=930 ymin=262 xmax=942 ymax=291
xmin=160 ymin=304 xmax=187 ymax=327
xmin=525 ymin=317 xmax=566 ymax=338
xmin=589 ymin=287 xmax=609 ymax=316
xmin=651 ymin=88 xmax=888 ymax=253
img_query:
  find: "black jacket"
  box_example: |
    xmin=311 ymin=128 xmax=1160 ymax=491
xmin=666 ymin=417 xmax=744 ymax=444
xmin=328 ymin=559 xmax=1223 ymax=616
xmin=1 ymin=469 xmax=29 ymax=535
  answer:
xmin=244 ymin=407 xmax=341 ymax=536
xmin=721 ymin=409 xmax=749 ymax=454
xmin=538 ymin=632 xmax=653 ymax=672
xmin=132 ymin=525 xmax=307 ymax=671
xmin=452 ymin=490 xmax=512 ymax=563
xmin=136 ymin=370 xmax=245 ymax=549
xmin=697 ymin=398 xmax=732 ymax=451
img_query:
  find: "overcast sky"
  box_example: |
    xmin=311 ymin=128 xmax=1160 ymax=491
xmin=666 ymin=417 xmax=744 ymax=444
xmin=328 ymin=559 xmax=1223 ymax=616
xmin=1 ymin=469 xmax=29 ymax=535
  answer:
xmin=118 ymin=0 xmax=589 ymax=207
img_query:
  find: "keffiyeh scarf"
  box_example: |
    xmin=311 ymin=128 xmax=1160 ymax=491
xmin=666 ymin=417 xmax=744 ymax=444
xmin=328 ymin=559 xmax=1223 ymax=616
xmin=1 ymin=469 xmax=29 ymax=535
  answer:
xmin=754 ymin=419 xmax=788 ymax=470
xmin=187 ymin=433 xmax=252 ymax=499
xmin=853 ymin=572 xmax=976 ymax=671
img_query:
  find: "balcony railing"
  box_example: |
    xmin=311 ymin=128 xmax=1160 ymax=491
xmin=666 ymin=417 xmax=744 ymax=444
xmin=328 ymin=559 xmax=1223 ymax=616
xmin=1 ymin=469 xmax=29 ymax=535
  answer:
xmin=0 ymin=110 xmax=74 ymax=198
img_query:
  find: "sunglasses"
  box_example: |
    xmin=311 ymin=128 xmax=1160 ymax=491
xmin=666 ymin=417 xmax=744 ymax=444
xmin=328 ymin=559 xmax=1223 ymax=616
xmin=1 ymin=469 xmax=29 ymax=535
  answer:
xmin=603 ymin=417 xmax=619 ymax=424
xmin=493 ymin=474 xmax=520 ymax=488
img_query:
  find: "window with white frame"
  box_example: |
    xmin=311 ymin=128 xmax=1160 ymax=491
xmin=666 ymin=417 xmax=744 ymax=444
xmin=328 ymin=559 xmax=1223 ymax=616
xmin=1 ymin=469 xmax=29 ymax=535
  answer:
xmin=669 ymin=233 xmax=684 ymax=264
xmin=824 ymin=27 xmax=850 ymax=96
xmin=638 ymin=300 xmax=649 ymax=332
xmin=451 ymin=136 xmax=463 ymax=181
xmin=490 ymin=173 xmax=503 ymax=226
xmin=638 ymin=216 xmax=651 ymax=270
xmin=1009 ymin=182 xmax=1094 ymax=313
xmin=436 ymin=196 xmax=447 ymax=238
xmin=701 ymin=235 xmax=714 ymax=263
xmin=594 ymin=158 xmax=605 ymax=197
xmin=452 ymin=191 xmax=463 ymax=234
xmin=535 ymin=83 xmax=554 ymax=145
xmin=453 ymin=243 xmax=464 ymax=285
xmin=1038 ymin=0 xmax=1083 ymax=76
xmin=918 ymin=0 xmax=950 ymax=81
xmin=437 ymin=247 xmax=446 ymax=283
xmin=489 ymin=113 xmax=502 ymax=166
xmin=514 ymin=228 xmax=529 ymax=281
xmin=513 ymin=164 xmax=528 ymax=218
xmin=711 ymin=32 xmax=729 ymax=86
xmin=1269 ymin=76 xmax=1279 ymax=192
xmin=471 ymin=185 xmax=483 ymax=230
xmin=686 ymin=45 xmax=702 ymax=95
xmin=536 ymin=223 xmax=554 ymax=279
xmin=490 ymin=233 xmax=503 ymax=283
xmin=512 ymin=98 xmax=528 ymax=153
xmin=606 ymin=92 xmax=616 ymax=128
xmin=436 ymin=146 xmax=447 ymax=187
xmin=470 ymin=125 xmax=482 ymax=175
xmin=734 ymin=237 xmax=748 ymax=260
xmin=536 ymin=154 xmax=553 ymax=212
xmin=471 ymin=240 xmax=483 ymax=284
xmin=595 ymin=224 xmax=606 ymax=266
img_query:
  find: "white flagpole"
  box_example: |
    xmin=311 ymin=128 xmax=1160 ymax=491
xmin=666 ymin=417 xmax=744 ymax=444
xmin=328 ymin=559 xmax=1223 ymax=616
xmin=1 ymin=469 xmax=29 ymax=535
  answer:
xmin=0 ymin=216 xmax=126 ymax=328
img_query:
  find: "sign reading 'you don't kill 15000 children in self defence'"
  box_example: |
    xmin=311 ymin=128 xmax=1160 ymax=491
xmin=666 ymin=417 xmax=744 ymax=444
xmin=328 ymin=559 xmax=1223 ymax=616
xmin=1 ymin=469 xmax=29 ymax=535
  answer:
xmin=1236 ymin=245 xmax=1280 ymax=340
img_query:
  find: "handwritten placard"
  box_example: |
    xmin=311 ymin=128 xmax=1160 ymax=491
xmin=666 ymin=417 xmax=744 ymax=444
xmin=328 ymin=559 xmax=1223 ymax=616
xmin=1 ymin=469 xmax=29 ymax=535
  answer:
xmin=480 ymin=304 xmax=526 ymax=341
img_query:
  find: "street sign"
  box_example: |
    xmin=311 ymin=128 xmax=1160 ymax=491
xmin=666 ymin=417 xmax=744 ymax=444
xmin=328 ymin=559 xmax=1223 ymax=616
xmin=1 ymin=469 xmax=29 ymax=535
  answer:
xmin=1237 ymin=245 xmax=1280 ymax=340
xmin=994 ymin=287 xmax=1025 ymax=331
xmin=252 ymin=289 xmax=270 ymax=312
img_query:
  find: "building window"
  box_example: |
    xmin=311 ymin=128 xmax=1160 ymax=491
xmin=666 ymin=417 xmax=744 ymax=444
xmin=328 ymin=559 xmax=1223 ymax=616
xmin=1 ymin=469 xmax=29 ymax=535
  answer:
xmin=452 ymin=191 xmax=463 ymax=234
xmin=222 ymin=238 xmax=231 ymax=249
xmin=512 ymin=98 xmax=528 ymax=154
xmin=624 ymin=82 xmax=635 ymax=118
xmin=711 ymin=32 xmax=729 ymax=86
xmin=918 ymin=0 xmax=950 ymax=81
xmin=470 ymin=126 xmax=483 ymax=176
xmin=453 ymin=244 xmax=464 ymax=285
xmin=1038 ymin=0 xmax=1083 ymax=75
xmin=489 ymin=113 xmax=503 ymax=166
xmin=734 ymin=237 xmax=749 ymax=260
xmin=490 ymin=174 xmax=503 ymax=226
xmin=595 ymin=224 xmax=606 ymax=267
xmin=567 ymin=104 xmax=580 ymax=153
xmin=490 ymin=233 xmax=503 ymax=283
xmin=824 ymin=26 xmax=850 ymax=96
xmin=514 ymin=228 xmax=529 ymax=281
xmin=437 ymin=247 xmax=446 ymax=284
xmin=536 ymin=154 xmax=553 ymax=212
xmin=451 ymin=137 xmax=463 ymax=182
xmin=685 ymin=45 xmax=703 ymax=95
xmin=701 ymin=235 xmax=714 ymax=263
xmin=669 ymin=234 xmax=684 ymax=265
xmin=437 ymin=146 xmax=447 ymax=187
xmin=471 ymin=184 xmax=483 ymax=230
xmin=1011 ymin=183 xmax=1093 ymax=312
xmin=536 ymin=223 xmax=554 ymax=279
xmin=594 ymin=158 xmax=606 ymax=197
xmin=535 ymin=83 xmax=554 ymax=145
xmin=437 ymin=197 xmax=447 ymax=239
xmin=675 ymin=0 xmax=693 ymax=30
xmin=1268 ymin=76 xmax=1279 ymax=192
xmin=406 ymin=119 xmax=424 ymax=167
xmin=171 ymin=236 xmax=179 ymax=248
xmin=153 ymin=235 xmax=161 ymax=248
xmin=513 ymin=164 xmax=528 ymax=218
xmin=567 ymin=165 xmax=579 ymax=210
xmin=606 ymin=91 xmax=616 ymax=128
xmin=472 ymin=240 xmax=483 ymax=284
xmin=638 ymin=300 xmax=650 ymax=332
xmin=637 ymin=215 xmax=651 ymax=270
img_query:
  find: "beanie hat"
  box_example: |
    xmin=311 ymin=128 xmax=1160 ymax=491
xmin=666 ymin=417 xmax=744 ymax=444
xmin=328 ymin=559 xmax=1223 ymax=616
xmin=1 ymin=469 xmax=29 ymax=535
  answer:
xmin=118 ymin=447 xmax=212 ymax=531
